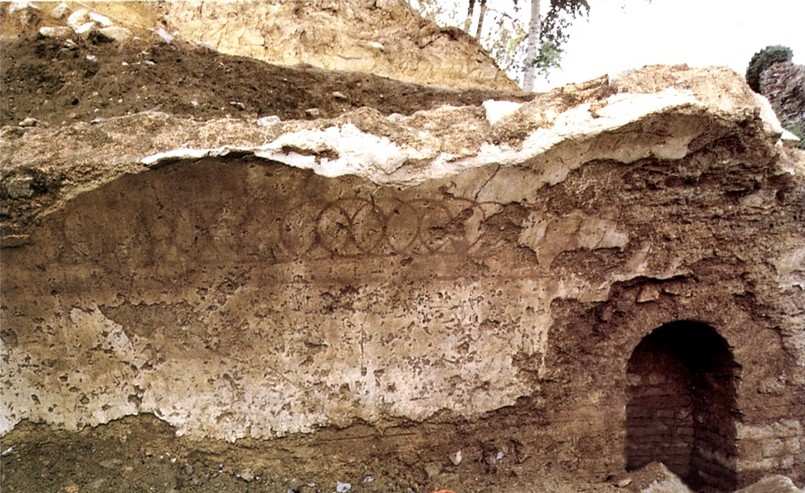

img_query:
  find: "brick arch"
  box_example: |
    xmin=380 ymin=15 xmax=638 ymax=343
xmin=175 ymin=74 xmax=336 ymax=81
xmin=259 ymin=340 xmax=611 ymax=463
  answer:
xmin=625 ymin=320 xmax=741 ymax=492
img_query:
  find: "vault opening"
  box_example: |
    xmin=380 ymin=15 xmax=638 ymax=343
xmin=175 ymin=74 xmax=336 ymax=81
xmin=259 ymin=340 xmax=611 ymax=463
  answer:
xmin=625 ymin=320 xmax=740 ymax=492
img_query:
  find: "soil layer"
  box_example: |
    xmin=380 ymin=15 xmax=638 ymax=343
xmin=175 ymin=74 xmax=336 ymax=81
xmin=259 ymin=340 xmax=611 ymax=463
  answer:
xmin=1 ymin=35 xmax=528 ymax=128
xmin=1 ymin=414 xmax=613 ymax=493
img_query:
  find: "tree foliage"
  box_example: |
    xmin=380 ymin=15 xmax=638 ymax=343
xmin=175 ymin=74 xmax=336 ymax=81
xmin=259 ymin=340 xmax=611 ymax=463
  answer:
xmin=535 ymin=0 xmax=589 ymax=75
xmin=745 ymin=45 xmax=793 ymax=93
xmin=409 ymin=0 xmax=589 ymax=88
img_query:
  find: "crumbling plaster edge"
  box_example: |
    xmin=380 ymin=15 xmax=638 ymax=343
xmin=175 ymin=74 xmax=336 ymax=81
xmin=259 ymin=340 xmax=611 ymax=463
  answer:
xmin=139 ymin=89 xmax=710 ymax=186
xmin=3 ymin=82 xmax=794 ymax=249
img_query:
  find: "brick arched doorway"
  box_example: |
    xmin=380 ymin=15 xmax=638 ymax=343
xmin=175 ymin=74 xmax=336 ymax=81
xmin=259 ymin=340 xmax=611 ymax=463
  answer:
xmin=625 ymin=321 xmax=741 ymax=492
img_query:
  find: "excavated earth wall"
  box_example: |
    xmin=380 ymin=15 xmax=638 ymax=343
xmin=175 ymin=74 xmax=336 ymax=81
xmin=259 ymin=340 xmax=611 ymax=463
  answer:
xmin=2 ymin=62 xmax=804 ymax=492
xmin=159 ymin=0 xmax=519 ymax=91
xmin=0 ymin=0 xmax=518 ymax=91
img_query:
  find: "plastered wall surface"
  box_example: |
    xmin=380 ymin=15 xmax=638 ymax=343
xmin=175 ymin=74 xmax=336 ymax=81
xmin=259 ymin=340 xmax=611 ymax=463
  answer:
xmin=1 ymin=65 xmax=804 ymax=487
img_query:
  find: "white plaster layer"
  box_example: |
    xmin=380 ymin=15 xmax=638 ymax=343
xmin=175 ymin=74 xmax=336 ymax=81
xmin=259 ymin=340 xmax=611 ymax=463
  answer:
xmin=140 ymin=89 xmax=703 ymax=186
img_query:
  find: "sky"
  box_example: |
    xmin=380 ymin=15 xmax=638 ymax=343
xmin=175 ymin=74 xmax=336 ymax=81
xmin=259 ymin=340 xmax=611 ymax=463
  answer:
xmin=415 ymin=0 xmax=805 ymax=91
xmin=533 ymin=0 xmax=805 ymax=90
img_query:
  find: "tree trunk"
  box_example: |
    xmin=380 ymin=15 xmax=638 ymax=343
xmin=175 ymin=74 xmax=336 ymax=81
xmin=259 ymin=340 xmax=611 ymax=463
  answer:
xmin=522 ymin=0 xmax=541 ymax=92
xmin=474 ymin=0 xmax=488 ymax=39
xmin=464 ymin=0 xmax=476 ymax=32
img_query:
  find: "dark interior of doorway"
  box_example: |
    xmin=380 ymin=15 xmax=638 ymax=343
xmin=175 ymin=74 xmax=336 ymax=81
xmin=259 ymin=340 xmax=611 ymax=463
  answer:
xmin=625 ymin=320 xmax=741 ymax=492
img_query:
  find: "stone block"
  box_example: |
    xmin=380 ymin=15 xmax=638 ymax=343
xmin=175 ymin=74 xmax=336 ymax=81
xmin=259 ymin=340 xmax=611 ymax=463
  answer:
xmin=761 ymin=439 xmax=785 ymax=458
xmin=4 ymin=176 xmax=34 ymax=198
xmin=734 ymin=475 xmax=802 ymax=493
xmin=738 ymin=457 xmax=777 ymax=471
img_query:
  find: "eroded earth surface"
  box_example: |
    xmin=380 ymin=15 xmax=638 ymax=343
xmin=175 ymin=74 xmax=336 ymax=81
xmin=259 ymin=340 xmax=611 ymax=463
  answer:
xmin=2 ymin=5 xmax=804 ymax=493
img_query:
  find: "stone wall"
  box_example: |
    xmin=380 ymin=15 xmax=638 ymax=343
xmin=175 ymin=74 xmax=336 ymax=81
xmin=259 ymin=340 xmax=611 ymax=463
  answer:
xmin=760 ymin=61 xmax=805 ymax=131
xmin=627 ymin=331 xmax=697 ymax=481
xmin=626 ymin=321 xmax=740 ymax=491
xmin=2 ymin=66 xmax=804 ymax=489
xmin=760 ymin=61 xmax=805 ymax=149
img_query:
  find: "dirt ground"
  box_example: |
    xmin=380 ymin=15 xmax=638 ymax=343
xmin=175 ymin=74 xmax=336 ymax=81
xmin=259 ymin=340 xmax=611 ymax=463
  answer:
xmin=1 ymin=413 xmax=626 ymax=493
xmin=1 ymin=34 xmax=528 ymax=128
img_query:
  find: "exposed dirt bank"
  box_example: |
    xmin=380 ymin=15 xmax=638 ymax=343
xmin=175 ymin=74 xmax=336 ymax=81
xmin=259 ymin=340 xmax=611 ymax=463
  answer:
xmin=1 ymin=414 xmax=615 ymax=493
xmin=1 ymin=35 xmax=528 ymax=128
